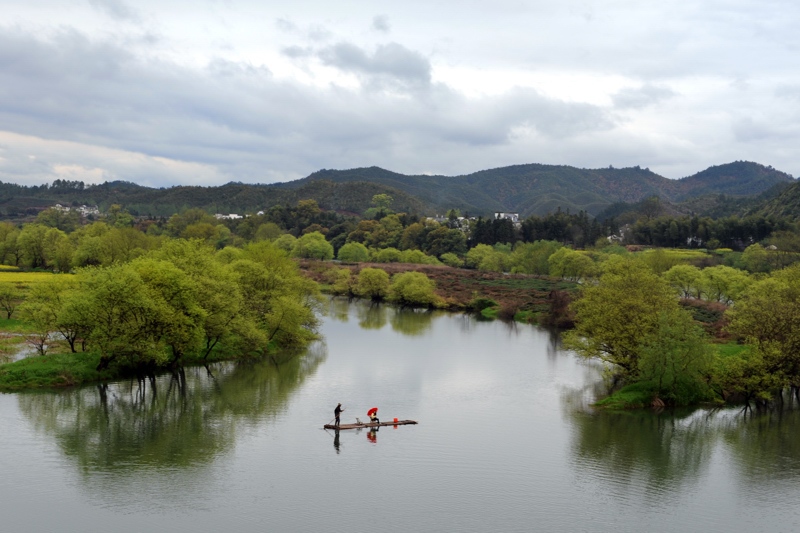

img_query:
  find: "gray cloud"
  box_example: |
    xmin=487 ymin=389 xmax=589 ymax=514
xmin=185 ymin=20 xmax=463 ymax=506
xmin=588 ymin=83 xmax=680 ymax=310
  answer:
xmin=281 ymin=45 xmax=312 ymax=59
xmin=612 ymin=84 xmax=675 ymax=109
xmin=3 ymin=4 xmax=800 ymax=188
xmin=318 ymin=41 xmax=431 ymax=88
xmin=0 ymin=27 xmax=625 ymax=186
xmin=87 ymin=0 xmax=140 ymax=22
xmin=373 ymin=15 xmax=391 ymax=33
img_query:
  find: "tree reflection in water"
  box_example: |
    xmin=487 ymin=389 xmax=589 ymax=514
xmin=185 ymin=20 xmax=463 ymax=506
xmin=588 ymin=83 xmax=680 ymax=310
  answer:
xmin=17 ymin=342 xmax=327 ymax=472
xmin=357 ymin=302 xmax=387 ymax=330
xmin=568 ymin=397 xmax=800 ymax=498
xmin=327 ymin=297 xmax=441 ymax=337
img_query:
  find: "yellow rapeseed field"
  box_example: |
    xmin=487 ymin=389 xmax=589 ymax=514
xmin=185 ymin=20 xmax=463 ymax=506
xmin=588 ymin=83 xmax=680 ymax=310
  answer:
xmin=0 ymin=271 xmax=73 ymax=286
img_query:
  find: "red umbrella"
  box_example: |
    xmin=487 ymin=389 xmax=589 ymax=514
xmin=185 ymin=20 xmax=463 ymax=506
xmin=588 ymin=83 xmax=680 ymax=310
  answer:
xmin=367 ymin=407 xmax=378 ymax=417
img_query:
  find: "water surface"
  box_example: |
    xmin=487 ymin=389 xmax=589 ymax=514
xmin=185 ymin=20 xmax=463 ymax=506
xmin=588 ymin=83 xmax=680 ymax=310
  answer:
xmin=2 ymin=298 xmax=799 ymax=532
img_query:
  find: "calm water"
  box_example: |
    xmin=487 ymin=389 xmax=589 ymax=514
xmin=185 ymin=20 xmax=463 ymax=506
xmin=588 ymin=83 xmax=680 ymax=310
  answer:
xmin=2 ymin=298 xmax=800 ymax=532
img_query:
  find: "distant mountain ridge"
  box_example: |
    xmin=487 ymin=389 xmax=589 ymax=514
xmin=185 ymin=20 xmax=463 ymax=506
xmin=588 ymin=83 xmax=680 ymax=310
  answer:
xmin=293 ymin=161 xmax=794 ymax=217
xmin=0 ymin=161 xmax=793 ymax=220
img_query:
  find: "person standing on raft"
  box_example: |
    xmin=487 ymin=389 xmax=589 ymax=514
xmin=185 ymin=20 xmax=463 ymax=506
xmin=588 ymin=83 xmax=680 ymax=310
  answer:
xmin=334 ymin=403 xmax=344 ymax=427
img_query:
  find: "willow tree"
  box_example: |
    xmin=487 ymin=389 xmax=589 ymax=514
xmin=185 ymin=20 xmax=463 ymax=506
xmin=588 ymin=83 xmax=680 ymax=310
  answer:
xmin=727 ymin=264 xmax=800 ymax=392
xmin=564 ymin=257 xmax=679 ymax=380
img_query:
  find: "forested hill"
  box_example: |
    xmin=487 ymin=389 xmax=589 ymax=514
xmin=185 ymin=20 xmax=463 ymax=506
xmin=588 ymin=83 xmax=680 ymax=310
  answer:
xmin=749 ymin=180 xmax=800 ymax=218
xmin=0 ymin=160 xmax=793 ymax=219
xmin=295 ymin=161 xmax=794 ymax=217
xmin=0 ymin=179 xmax=427 ymax=219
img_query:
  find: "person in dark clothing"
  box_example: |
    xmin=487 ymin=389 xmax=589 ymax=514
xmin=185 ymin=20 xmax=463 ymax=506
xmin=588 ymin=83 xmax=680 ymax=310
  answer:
xmin=334 ymin=403 xmax=344 ymax=427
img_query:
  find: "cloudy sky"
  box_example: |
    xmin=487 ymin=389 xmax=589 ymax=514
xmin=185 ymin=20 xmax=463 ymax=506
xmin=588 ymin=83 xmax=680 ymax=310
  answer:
xmin=1 ymin=0 xmax=798 ymax=187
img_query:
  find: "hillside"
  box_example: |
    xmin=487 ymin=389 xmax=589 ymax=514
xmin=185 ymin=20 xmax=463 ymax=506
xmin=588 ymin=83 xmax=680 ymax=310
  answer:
xmin=294 ymin=161 xmax=794 ymax=217
xmin=748 ymin=180 xmax=800 ymax=219
xmin=0 ymin=179 xmax=428 ymax=220
xmin=0 ymin=161 xmax=793 ymax=220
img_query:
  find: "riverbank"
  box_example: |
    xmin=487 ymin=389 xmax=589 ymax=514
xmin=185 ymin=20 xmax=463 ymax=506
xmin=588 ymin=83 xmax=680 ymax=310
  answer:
xmin=299 ymin=260 xmax=578 ymax=325
xmin=0 ymin=347 xmax=269 ymax=392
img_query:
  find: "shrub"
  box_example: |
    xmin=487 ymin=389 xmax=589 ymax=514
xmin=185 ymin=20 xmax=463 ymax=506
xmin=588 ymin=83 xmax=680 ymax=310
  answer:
xmin=389 ymin=272 xmax=438 ymax=307
xmin=440 ymin=253 xmax=464 ymax=268
xmin=373 ymin=247 xmax=402 ymax=263
xmin=292 ymin=231 xmax=334 ymax=260
xmin=337 ymin=242 xmax=370 ymax=263
xmin=353 ymin=268 xmax=390 ymax=301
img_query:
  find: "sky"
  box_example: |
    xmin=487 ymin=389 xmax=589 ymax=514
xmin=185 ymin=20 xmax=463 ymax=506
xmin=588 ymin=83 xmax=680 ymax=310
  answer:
xmin=1 ymin=0 xmax=799 ymax=188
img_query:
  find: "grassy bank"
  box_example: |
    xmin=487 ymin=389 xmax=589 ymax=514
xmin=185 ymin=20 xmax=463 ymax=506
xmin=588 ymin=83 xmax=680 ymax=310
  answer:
xmin=0 ymin=346 xmax=263 ymax=392
xmin=593 ymin=343 xmax=749 ymax=410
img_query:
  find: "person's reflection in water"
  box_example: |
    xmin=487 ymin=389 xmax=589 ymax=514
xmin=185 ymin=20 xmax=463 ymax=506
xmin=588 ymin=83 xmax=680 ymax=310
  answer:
xmin=333 ymin=430 xmax=341 ymax=454
xmin=367 ymin=427 xmax=378 ymax=443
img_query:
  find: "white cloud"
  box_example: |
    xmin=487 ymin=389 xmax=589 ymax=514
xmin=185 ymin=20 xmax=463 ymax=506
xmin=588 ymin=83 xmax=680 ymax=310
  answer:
xmin=0 ymin=1 xmax=798 ymax=186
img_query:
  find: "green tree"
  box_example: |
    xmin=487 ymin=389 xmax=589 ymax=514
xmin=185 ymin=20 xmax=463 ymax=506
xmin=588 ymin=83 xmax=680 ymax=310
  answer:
xmin=741 ymin=243 xmax=770 ymax=273
xmin=637 ymin=309 xmax=713 ymax=404
xmin=389 ymin=271 xmax=439 ymax=307
xmin=509 ymin=240 xmax=561 ymax=275
xmin=337 ymin=242 xmax=370 ymax=263
xmin=373 ymin=247 xmax=402 ymax=263
xmin=106 ymin=204 xmax=135 ymax=228
xmin=353 ymin=268 xmax=390 ymax=301
xmin=36 ymin=208 xmax=81 ymax=232
xmin=17 ymin=224 xmax=49 ymax=268
xmin=664 ymin=264 xmax=703 ymax=299
xmin=0 ymin=282 xmax=23 ymax=319
xmin=548 ymin=248 xmax=597 ymax=282
xmin=440 ymin=252 xmax=464 ymax=268
xmin=365 ymin=193 xmax=394 ymax=219
xmin=699 ymin=265 xmax=751 ymax=304
xmin=564 ymin=258 xmax=679 ymax=381
xmin=292 ymin=231 xmax=334 ymax=260
xmin=726 ymin=266 xmax=800 ymax=391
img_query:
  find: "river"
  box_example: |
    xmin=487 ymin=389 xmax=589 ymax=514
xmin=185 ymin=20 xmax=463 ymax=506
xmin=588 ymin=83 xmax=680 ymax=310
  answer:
xmin=1 ymin=298 xmax=799 ymax=532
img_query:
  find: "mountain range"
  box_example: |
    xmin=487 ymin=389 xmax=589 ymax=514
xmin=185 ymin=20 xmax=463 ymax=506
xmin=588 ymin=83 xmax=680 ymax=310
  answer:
xmin=0 ymin=161 xmax=795 ymax=220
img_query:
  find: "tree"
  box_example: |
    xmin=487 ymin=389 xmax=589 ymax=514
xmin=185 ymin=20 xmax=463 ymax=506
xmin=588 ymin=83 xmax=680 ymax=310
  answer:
xmin=292 ymin=231 xmax=334 ymax=260
xmin=664 ymin=264 xmax=703 ymax=299
xmin=374 ymin=247 xmax=402 ymax=263
xmin=699 ymin=265 xmax=751 ymax=305
xmin=726 ymin=265 xmax=800 ymax=390
xmin=424 ymin=227 xmax=467 ymax=257
xmin=389 ymin=272 xmax=439 ymax=307
xmin=547 ymin=248 xmax=597 ymax=282
xmin=637 ymin=309 xmax=713 ymax=404
xmin=337 ymin=242 xmax=370 ymax=263
xmin=0 ymin=282 xmax=23 ymax=319
xmin=564 ymin=258 xmax=679 ymax=381
xmin=440 ymin=253 xmax=464 ymax=268
xmin=509 ymin=240 xmax=561 ymax=275
xmin=366 ymin=193 xmax=393 ymax=219
xmin=353 ymin=268 xmax=390 ymax=301
xmin=17 ymin=224 xmax=49 ymax=268
xmin=106 ymin=204 xmax=135 ymax=228
xmin=36 ymin=208 xmax=81 ymax=232
xmin=741 ymin=243 xmax=769 ymax=273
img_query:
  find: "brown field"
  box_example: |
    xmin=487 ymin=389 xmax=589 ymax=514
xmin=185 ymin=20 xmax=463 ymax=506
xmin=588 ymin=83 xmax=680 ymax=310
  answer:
xmin=300 ymin=260 xmax=578 ymax=323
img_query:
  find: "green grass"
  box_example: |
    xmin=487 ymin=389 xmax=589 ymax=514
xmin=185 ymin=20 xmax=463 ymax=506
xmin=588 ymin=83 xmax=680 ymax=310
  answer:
xmin=479 ymin=307 xmax=499 ymax=320
xmin=474 ymin=277 xmax=577 ymax=291
xmin=0 ymin=317 xmax=35 ymax=333
xmin=715 ymin=342 xmax=749 ymax=358
xmin=0 ymin=351 xmax=117 ymax=391
xmin=513 ymin=310 xmax=540 ymax=324
xmin=594 ymin=382 xmax=653 ymax=410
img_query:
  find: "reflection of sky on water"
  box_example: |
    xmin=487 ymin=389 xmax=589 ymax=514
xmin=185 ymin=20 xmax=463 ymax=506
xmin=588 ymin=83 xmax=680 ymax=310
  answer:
xmin=4 ymin=298 xmax=800 ymax=532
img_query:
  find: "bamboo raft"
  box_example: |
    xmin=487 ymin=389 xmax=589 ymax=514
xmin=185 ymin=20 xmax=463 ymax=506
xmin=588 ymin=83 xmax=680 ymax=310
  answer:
xmin=324 ymin=420 xmax=418 ymax=430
